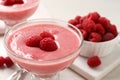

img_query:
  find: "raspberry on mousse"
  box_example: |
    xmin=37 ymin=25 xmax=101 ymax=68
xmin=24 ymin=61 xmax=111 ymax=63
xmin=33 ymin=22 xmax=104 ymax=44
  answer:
xmin=26 ymin=31 xmax=58 ymax=52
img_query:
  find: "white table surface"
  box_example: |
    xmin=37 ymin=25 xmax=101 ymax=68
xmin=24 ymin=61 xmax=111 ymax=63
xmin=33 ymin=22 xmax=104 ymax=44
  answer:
xmin=0 ymin=0 xmax=120 ymax=80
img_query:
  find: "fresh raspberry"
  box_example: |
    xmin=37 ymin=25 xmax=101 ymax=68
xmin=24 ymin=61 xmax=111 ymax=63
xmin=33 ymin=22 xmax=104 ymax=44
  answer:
xmin=102 ymin=33 xmax=115 ymax=41
xmin=76 ymin=24 xmax=83 ymax=29
xmin=88 ymin=32 xmax=102 ymax=42
xmin=109 ymin=24 xmax=118 ymax=36
xmin=15 ymin=0 xmax=24 ymax=4
xmin=40 ymin=31 xmax=55 ymax=40
xmin=87 ymin=56 xmax=101 ymax=68
xmin=68 ymin=19 xmax=79 ymax=25
xmin=3 ymin=0 xmax=15 ymax=6
xmin=98 ymin=17 xmax=111 ymax=31
xmin=75 ymin=15 xmax=82 ymax=22
xmin=40 ymin=38 xmax=58 ymax=51
xmin=79 ymin=16 xmax=87 ymax=24
xmin=0 ymin=56 xmax=5 ymax=67
xmin=5 ymin=57 xmax=14 ymax=67
xmin=87 ymin=12 xmax=100 ymax=23
xmin=80 ymin=29 xmax=88 ymax=40
xmin=82 ymin=19 xmax=96 ymax=33
xmin=95 ymin=23 xmax=105 ymax=35
xmin=26 ymin=35 xmax=42 ymax=47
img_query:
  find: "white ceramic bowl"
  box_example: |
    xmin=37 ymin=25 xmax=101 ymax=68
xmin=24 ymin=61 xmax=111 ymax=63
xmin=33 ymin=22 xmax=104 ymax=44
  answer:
xmin=80 ymin=34 xmax=119 ymax=57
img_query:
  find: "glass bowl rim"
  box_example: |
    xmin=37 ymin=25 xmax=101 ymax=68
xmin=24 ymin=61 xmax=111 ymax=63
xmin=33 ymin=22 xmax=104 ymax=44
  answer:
xmin=4 ymin=18 xmax=83 ymax=63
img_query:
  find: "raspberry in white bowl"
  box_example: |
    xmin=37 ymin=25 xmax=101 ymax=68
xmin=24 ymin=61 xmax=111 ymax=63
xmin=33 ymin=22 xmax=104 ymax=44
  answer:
xmin=68 ymin=12 xmax=119 ymax=57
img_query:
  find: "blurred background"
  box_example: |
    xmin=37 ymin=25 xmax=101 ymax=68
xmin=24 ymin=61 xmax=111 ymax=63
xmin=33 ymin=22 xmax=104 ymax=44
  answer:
xmin=42 ymin=0 xmax=120 ymax=30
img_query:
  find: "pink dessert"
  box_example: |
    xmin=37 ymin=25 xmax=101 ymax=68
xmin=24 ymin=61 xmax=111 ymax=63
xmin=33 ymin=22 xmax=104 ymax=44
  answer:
xmin=0 ymin=0 xmax=39 ymax=26
xmin=6 ymin=22 xmax=81 ymax=77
